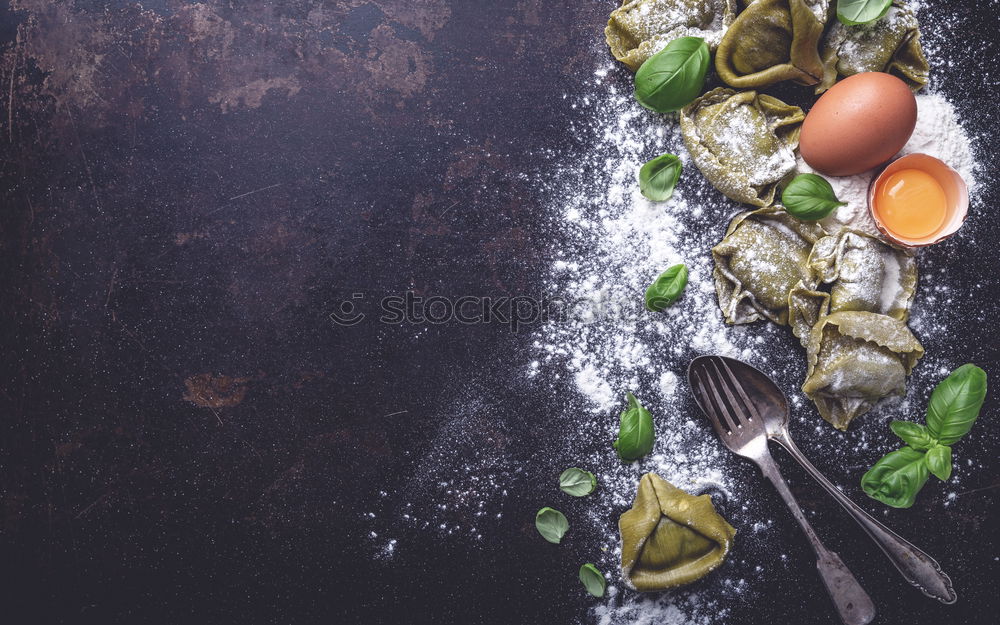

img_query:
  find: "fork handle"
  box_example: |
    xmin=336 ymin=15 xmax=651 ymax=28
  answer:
xmin=758 ymin=456 xmax=876 ymax=625
xmin=775 ymin=434 xmax=957 ymax=604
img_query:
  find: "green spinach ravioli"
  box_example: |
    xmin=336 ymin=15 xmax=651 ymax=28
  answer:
xmin=680 ymin=88 xmax=804 ymax=207
xmin=619 ymin=473 xmax=736 ymax=591
xmin=715 ymin=0 xmax=830 ymax=88
xmin=606 ymin=0 xmax=739 ymax=71
xmin=818 ymin=0 xmax=929 ymax=93
xmin=802 ymin=311 xmax=923 ymax=430
xmin=789 ymin=230 xmax=918 ymax=343
xmin=712 ymin=206 xmax=824 ymax=325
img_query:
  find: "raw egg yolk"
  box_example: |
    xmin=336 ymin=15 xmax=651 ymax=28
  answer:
xmin=875 ymin=168 xmax=948 ymax=240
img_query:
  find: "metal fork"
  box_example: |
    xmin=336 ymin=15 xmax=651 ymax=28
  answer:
xmin=690 ymin=356 xmax=876 ymax=625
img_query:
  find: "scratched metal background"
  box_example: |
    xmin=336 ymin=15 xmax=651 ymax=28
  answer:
xmin=0 ymin=1 xmax=997 ymax=624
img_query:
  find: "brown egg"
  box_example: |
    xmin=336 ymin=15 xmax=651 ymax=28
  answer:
xmin=799 ymin=72 xmax=917 ymax=176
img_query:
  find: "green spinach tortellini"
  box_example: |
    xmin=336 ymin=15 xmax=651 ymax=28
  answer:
xmin=620 ymin=473 xmax=736 ymax=591
xmin=788 ymin=230 xmax=918 ymax=343
xmin=713 ymin=206 xmax=824 ymax=325
xmin=606 ymin=0 xmax=739 ymax=71
xmin=818 ymin=1 xmax=929 ymax=93
xmin=680 ymin=88 xmax=804 ymax=206
xmin=715 ymin=0 xmax=829 ymax=88
xmin=803 ymin=311 xmax=924 ymax=430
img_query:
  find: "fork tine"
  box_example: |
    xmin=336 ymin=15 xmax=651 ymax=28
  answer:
xmin=693 ymin=367 xmax=736 ymax=435
xmin=708 ymin=358 xmax=751 ymax=429
xmin=691 ymin=371 xmax=718 ymax=429
xmin=717 ymin=357 xmax=765 ymax=424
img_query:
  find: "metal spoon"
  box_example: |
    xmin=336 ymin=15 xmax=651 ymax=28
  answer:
xmin=690 ymin=355 xmax=957 ymax=605
xmin=690 ymin=356 xmax=875 ymax=625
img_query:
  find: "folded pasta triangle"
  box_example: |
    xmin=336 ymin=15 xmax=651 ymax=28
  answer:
xmin=712 ymin=206 xmax=824 ymax=325
xmin=620 ymin=473 xmax=736 ymax=591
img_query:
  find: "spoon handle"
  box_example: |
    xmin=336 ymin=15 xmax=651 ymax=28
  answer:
xmin=776 ymin=433 xmax=957 ymax=604
xmin=756 ymin=453 xmax=876 ymax=625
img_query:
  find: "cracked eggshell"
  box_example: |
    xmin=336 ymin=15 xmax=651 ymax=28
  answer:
xmin=869 ymin=153 xmax=969 ymax=247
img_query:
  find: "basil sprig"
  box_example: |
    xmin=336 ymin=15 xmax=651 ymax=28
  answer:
xmin=781 ymin=173 xmax=846 ymax=221
xmin=579 ymin=563 xmax=606 ymax=598
xmin=614 ymin=392 xmax=655 ymax=462
xmin=639 ymin=154 xmax=682 ymax=202
xmin=862 ymin=364 xmax=987 ymax=508
xmin=645 ymin=264 xmax=688 ymax=312
xmin=634 ymin=36 xmax=710 ymax=113
xmin=837 ymin=0 xmax=892 ymax=25
xmin=535 ymin=507 xmax=569 ymax=544
xmin=559 ymin=468 xmax=597 ymax=497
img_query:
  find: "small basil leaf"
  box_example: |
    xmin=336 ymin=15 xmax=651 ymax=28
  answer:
xmin=925 ymin=444 xmax=952 ymax=482
xmin=559 ymin=468 xmax=597 ymax=497
xmin=535 ymin=507 xmax=569 ymax=544
xmin=639 ymin=154 xmax=682 ymax=202
xmin=614 ymin=392 xmax=655 ymax=462
xmin=861 ymin=446 xmax=930 ymax=509
xmin=888 ymin=420 xmax=935 ymax=451
xmin=837 ymin=0 xmax=892 ymax=25
xmin=926 ymin=364 xmax=987 ymax=446
xmin=634 ymin=36 xmax=710 ymax=113
xmin=781 ymin=173 xmax=847 ymax=221
xmin=645 ymin=264 xmax=688 ymax=312
xmin=579 ymin=563 xmax=607 ymax=598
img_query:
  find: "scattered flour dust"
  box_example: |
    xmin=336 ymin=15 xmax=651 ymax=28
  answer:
xmin=532 ymin=10 xmax=981 ymax=625
xmin=532 ymin=68 xmax=790 ymax=625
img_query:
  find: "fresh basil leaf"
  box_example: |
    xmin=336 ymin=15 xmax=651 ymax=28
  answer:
xmin=535 ymin=507 xmax=569 ymax=544
xmin=837 ymin=0 xmax=892 ymax=25
xmin=781 ymin=173 xmax=847 ymax=221
xmin=559 ymin=468 xmax=597 ymax=497
xmin=926 ymin=364 xmax=987 ymax=446
xmin=579 ymin=563 xmax=607 ymax=598
xmin=888 ymin=420 xmax=935 ymax=451
xmin=645 ymin=264 xmax=688 ymax=312
xmin=634 ymin=36 xmax=710 ymax=113
xmin=639 ymin=154 xmax=682 ymax=202
xmin=925 ymin=444 xmax=952 ymax=482
xmin=614 ymin=392 xmax=655 ymax=462
xmin=860 ymin=446 xmax=929 ymax=509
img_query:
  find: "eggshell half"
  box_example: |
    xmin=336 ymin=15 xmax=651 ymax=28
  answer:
xmin=800 ymin=72 xmax=917 ymax=177
xmin=869 ymin=153 xmax=969 ymax=247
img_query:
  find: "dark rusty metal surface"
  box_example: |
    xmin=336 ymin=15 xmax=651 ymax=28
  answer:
xmin=0 ymin=1 xmax=997 ymax=624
